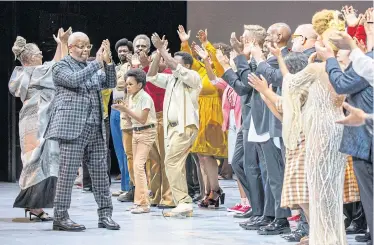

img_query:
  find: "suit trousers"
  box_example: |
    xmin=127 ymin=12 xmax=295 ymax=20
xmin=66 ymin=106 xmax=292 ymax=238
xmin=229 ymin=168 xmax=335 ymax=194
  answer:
xmin=122 ymin=129 xmax=134 ymax=187
xmin=231 ymin=128 xmax=265 ymax=216
xmin=164 ymin=125 xmax=198 ymax=205
xmin=54 ymin=123 xmax=113 ymax=220
xmin=83 ymin=117 xmax=111 ymax=188
xmin=149 ymin=112 xmax=174 ymax=206
xmin=257 ymin=139 xmax=291 ymax=218
xmin=132 ymin=127 xmax=157 ymax=206
xmin=353 ymin=157 xmax=373 ymax=238
xmin=110 ymin=109 xmax=130 ymax=192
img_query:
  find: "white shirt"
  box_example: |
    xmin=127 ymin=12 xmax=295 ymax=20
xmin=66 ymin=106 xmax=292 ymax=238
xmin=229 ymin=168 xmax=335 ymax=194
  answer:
xmin=349 ymin=48 xmax=374 ymax=86
xmin=128 ymin=89 xmax=157 ymax=128
xmin=247 ymin=116 xmax=270 ymax=142
xmin=147 ymin=64 xmax=202 ymax=139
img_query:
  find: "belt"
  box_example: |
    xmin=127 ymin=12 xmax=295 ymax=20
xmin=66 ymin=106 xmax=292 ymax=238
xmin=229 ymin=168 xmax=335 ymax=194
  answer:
xmin=169 ymin=122 xmax=178 ymax=127
xmin=133 ymin=124 xmax=155 ymax=132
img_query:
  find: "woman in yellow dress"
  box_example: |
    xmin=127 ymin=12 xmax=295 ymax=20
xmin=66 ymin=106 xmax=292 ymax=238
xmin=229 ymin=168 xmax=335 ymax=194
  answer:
xmin=177 ymin=26 xmax=227 ymax=208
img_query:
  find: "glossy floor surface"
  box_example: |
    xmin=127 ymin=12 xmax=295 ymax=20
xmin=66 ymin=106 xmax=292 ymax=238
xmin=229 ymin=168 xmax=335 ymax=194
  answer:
xmin=0 ymin=179 xmax=363 ymax=245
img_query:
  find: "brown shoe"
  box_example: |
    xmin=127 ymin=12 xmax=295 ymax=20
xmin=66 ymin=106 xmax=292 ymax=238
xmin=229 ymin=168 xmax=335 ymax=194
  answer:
xmin=115 ymin=174 xmax=121 ymax=181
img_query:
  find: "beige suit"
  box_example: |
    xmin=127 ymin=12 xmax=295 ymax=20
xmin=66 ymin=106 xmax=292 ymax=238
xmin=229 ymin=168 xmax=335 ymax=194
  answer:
xmin=147 ymin=64 xmax=202 ymax=204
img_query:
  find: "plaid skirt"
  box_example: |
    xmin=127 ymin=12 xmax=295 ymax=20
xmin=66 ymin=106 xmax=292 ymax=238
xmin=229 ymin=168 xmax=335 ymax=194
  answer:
xmin=281 ymin=136 xmax=360 ymax=209
xmin=281 ymin=134 xmax=308 ymax=209
xmin=344 ymin=156 xmax=360 ymax=203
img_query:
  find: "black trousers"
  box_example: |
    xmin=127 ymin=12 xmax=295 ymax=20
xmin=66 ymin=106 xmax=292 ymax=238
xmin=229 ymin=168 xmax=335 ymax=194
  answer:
xmin=186 ymin=153 xmax=200 ymax=197
xmin=353 ymin=157 xmax=373 ymax=238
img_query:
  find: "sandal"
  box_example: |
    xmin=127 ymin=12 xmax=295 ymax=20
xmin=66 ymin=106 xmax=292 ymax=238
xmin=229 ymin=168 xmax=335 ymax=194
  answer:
xmin=29 ymin=211 xmax=53 ymax=222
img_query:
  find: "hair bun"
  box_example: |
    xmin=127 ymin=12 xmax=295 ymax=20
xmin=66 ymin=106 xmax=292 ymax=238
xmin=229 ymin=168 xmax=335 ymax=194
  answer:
xmin=12 ymin=36 xmax=27 ymax=59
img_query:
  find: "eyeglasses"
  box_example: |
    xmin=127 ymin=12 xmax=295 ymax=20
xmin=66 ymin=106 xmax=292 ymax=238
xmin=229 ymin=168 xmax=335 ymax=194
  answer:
xmin=71 ymin=44 xmax=93 ymax=50
xmin=292 ymin=34 xmax=306 ymax=40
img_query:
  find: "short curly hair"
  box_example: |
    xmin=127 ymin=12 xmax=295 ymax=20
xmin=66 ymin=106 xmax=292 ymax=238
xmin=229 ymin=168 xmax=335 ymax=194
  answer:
xmin=133 ymin=34 xmax=151 ymax=51
xmin=115 ymin=38 xmax=134 ymax=53
xmin=174 ymin=51 xmax=193 ymax=66
xmin=125 ymin=68 xmax=147 ymax=88
xmin=213 ymin=43 xmax=232 ymax=57
xmin=312 ymin=9 xmax=335 ymax=36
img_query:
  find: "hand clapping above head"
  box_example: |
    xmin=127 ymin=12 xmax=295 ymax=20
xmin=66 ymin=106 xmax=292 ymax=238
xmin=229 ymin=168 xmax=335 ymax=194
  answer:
xmin=151 ymin=33 xmax=166 ymax=50
xmin=196 ymin=29 xmax=208 ymax=44
xmin=193 ymin=44 xmax=209 ymax=60
xmin=177 ymin=25 xmax=191 ymax=42
xmin=230 ymin=32 xmax=243 ymax=54
xmin=216 ymin=49 xmax=230 ymax=66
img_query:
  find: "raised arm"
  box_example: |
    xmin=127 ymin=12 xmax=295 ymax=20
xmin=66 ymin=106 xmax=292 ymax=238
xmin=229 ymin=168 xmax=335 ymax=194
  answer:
xmin=100 ymin=40 xmax=116 ymax=89
xmin=217 ymin=49 xmax=251 ymax=95
xmin=177 ymin=25 xmax=202 ymax=71
xmin=248 ymin=73 xmax=283 ymax=120
xmin=256 ymin=62 xmax=283 ymax=87
xmin=196 ymin=29 xmax=225 ymax=77
xmin=349 ymin=48 xmax=374 ymax=86
xmin=102 ymin=63 xmax=116 ymax=89
xmin=172 ymin=64 xmax=201 ymax=89
xmin=52 ymin=27 xmax=71 ymax=62
xmin=52 ymin=59 xmax=102 ymax=88
xmin=193 ymin=44 xmax=216 ymax=82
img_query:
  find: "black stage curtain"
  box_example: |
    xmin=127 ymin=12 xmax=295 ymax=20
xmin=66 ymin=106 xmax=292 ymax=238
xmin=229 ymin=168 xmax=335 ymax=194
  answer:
xmin=0 ymin=1 xmax=187 ymax=181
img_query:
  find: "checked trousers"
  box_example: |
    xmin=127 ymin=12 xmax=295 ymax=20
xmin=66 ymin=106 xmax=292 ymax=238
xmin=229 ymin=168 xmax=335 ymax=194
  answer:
xmin=54 ymin=123 xmax=113 ymax=221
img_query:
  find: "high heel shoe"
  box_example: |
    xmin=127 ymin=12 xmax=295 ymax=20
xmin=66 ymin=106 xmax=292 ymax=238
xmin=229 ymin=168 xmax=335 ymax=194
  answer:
xmin=29 ymin=211 xmax=53 ymax=222
xmin=208 ymin=189 xmax=225 ymax=209
xmin=198 ymin=194 xmax=210 ymax=208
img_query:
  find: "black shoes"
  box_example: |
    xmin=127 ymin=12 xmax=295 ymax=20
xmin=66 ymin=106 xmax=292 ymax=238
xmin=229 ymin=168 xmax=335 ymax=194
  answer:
xmin=98 ymin=217 xmax=120 ymax=230
xmin=53 ymin=217 xmax=120 ymax=231
xmin=53 ymin=218 xmax=86 ymax=232
xmin=241 ymin=216 xmax=273 ymax=230
xmin=356 ymin=233 xmax=371 ymax=243
xmin=257 ymin=218 xmax=291 ymax=235
xmin=234 ymin=208 xmax=253 ymax=218
xmin=346 ymin=221 xmax=367 ymax=234
xmin=281 ymin=228 xmax=308 ymax=242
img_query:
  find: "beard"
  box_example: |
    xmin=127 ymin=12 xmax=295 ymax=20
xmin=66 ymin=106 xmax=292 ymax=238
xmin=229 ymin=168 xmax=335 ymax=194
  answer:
xmin=118 ymin=55 xmax=127 ymax=62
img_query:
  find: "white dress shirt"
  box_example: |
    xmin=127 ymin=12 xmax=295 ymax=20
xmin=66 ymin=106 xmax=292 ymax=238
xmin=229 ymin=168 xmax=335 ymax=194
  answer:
xmin=349 ymin=48 xmax=374 ymax=86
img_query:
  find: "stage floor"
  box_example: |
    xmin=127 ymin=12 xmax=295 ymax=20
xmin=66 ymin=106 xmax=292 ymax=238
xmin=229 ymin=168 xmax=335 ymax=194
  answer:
xmin=0 ymin=179 xmax=363 ymax=245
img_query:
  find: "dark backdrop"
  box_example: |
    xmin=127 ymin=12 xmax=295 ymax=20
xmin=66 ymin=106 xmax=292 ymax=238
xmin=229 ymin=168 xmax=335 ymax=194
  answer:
xmin=0 ymin=1 xmax=187 ymax=182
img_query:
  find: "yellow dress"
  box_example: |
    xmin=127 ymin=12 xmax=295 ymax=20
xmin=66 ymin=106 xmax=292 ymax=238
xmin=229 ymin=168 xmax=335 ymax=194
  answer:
xmin=181 ymin=41 xmax=227 ymax=157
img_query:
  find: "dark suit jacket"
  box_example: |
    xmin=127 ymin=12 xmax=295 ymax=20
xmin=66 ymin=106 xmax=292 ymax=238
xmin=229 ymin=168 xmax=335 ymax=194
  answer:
xmin=255 ymin=48 xmax=289 ymax=137
xmin=45 ymin=56 xmax=116 ymax=141
xmin=231 ymin=55 xmax=270 ymax=135
xmin=326 ymin=51 xmax=373 ymax=161
xmin=221 ymin=67 xmax=253 ymax=130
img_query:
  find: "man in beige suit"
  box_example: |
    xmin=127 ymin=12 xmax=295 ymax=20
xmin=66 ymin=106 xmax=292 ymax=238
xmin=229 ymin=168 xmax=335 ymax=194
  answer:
xmin=146 ymin=33 xmax=201 ymax=217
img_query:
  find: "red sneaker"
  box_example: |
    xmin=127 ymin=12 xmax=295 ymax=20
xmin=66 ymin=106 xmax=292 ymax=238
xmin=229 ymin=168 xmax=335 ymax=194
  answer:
xmin=227 ymin=203 xmax=242 ymax=213
xmin=287 ymin=214 xmax=301 ymax=222
xmin=237 ymin=205 xmax=251 ymax=214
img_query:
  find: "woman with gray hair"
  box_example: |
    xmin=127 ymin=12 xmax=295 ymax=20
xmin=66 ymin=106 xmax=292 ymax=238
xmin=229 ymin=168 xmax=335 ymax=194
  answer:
xmin=9 ymin=27 xmax=71 ymax=221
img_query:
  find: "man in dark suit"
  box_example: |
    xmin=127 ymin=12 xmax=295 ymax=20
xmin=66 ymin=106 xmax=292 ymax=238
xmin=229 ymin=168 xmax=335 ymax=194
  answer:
xmin=318 ymin=35 xmax=373 ymax=244
xmin=238 ymin=23 xmax=292 ymax=235
xmin=220 ymin=26 xmax=266 ymax=223
xmin=45 ymin=32 xmax=119 ymax=231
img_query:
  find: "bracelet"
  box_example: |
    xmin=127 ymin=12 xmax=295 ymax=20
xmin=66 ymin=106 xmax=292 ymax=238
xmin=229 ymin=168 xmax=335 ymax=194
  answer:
xmin=367 ymin=22 xmax=374 ymax=24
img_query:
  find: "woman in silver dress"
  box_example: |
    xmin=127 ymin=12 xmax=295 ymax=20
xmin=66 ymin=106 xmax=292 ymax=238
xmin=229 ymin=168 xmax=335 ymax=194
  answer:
xmin=9 ymin=28 xmax=70 ymax=221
